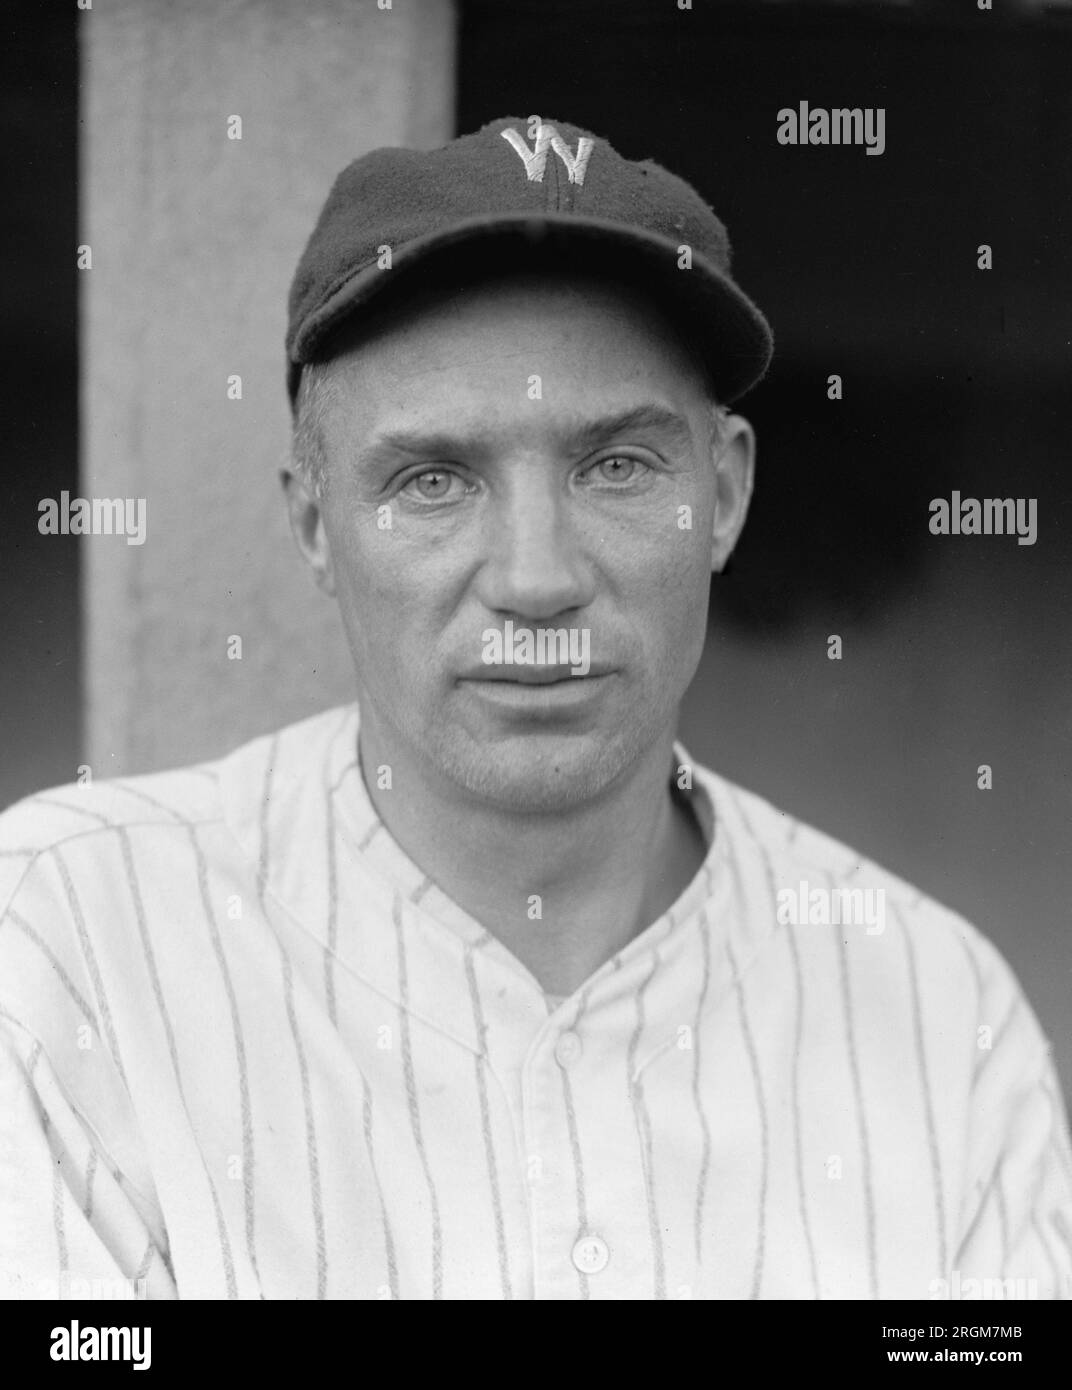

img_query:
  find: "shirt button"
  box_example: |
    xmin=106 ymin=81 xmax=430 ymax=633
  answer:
xmin=554 ymin=1031 xmax=583 ymax=1068
xmin=572 ymin=1235 xmax=609 ymax=1275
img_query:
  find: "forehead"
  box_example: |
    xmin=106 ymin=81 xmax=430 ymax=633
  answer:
xmin=316 ymin=268 xmax=710 ymax=437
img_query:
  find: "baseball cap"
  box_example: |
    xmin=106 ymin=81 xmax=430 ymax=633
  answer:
xmin=286 ymin=115 xmax=773 ymax=408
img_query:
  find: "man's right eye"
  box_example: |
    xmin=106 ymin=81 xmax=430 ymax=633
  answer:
xmin=400 ymin=468 xmax=464 ymax=501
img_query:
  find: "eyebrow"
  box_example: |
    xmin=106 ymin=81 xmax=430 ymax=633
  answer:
xmin=560 ymin=404 xmax=696 ymax=458
xmin=360 ymin=402 xmax=696 ymax=468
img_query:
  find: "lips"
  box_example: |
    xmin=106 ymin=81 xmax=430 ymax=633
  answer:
xmin=458 ymin=670 xmax=615 ymax=714
xmin=464 ymin=667 xmax=598 ymax=685
xmin=459 ymin=664 xmax=614 ymax=685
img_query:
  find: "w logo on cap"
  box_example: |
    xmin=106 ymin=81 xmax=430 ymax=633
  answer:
xmin=500 ymin=123 xmax=594 ymax=186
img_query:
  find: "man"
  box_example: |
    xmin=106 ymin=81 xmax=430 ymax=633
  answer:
xmin=2 ymin=117 xmax=1070 ymax=1301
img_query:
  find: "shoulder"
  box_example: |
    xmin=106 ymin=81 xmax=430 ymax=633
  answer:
xmin=697 ymin=765 xmax=1038 ymax=1044
xmin=0 ymin=701 xmax=358 ymax=919
xmin=0 ymin=762 xmax=225 ymax=914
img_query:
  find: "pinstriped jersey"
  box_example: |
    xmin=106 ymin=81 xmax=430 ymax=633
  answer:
xmin=1 ymin=702 xmax=1070 ymax=1300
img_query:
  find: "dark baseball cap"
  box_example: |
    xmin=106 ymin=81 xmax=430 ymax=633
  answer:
xmin=286 ymin=115 xmax=773 ymax=408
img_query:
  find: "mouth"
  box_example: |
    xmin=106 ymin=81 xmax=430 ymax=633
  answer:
xmin=463 ymin=665 xmax=609 ymax=686
xmin=458 ymin=670 xmax=616 ymax=712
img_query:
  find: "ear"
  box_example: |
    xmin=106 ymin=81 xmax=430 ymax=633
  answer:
xmin=709 ymin=413 xmax=756 ymax=574
xmin=281 ymin=465 xmax=336 ymax=597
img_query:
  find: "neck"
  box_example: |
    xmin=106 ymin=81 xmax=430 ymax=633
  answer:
xmin=356 ymin=712 xmax=707 ymax=997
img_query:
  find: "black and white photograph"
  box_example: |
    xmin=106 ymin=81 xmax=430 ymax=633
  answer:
xmin=2 ymin=0 xmax=1071 ymax=1340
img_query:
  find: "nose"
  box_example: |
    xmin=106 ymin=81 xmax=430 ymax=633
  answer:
xmin=474 ymin=465 xmax=596 ymax=620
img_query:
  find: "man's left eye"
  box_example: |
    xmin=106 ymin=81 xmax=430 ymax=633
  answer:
xmin=587 ymin=455 xmax=646 ymax=484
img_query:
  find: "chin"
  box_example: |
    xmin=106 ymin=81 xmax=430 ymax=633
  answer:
xmin=434 ymin=727 xmax=639 ymax=814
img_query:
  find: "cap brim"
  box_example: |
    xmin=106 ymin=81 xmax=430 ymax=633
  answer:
xmin=288 ymin=213 xmax=773 ymax=407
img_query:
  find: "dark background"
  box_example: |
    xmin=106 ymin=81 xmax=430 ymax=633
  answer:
xmin=2 ymin=9 xmax=79 ymax=802
xmin=2 ymin=0 xmax=1070 ymax=1092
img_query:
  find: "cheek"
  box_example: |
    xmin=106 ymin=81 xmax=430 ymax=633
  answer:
xmin=327 ymin=521 xmax=456 ymax=667
xmin=325 ymin=502 xmax=405 ymax=599
xmin=624 ymin=513 xmax=713 ymax=610
xmin=625 ymin=530 xmax=713 ymax=678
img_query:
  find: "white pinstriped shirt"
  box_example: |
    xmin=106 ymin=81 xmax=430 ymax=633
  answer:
xmin=2 ymin=702 xmax=1071 ymax=1300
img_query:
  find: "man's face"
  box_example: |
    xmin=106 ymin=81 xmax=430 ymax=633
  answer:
xmin=291 ymin=270 xmax=753 ymax=813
